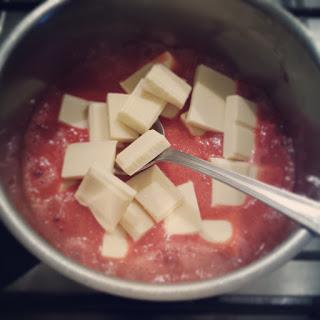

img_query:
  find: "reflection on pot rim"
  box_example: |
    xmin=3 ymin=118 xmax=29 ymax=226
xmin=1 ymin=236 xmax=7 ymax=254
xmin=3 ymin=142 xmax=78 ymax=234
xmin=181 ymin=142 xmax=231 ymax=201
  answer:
xmin=0 ymin=0 xmax=316 ymax=300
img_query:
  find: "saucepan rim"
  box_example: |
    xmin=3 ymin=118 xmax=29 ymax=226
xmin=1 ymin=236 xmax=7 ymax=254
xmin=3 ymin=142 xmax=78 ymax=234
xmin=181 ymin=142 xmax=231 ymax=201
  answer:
xmin=0 ymin=0 xmax=315 ymax=301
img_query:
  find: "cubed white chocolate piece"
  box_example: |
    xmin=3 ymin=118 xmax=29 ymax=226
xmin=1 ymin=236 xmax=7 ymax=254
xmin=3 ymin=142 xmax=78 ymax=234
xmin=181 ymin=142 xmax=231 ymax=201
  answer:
xmin=223 ymin=122 xmax=255 ymax=161
xmin=75 ymin=167 xmax=136 ymax=207
xmin=75 ymin=168 xmax=109 ymax=206
xmin=127 ymin=165 xmax=182 ymax=222
xmin=143 ymin=64 xmax=192 ymax=109
xmin=200 ymin=220 xmax=233 ymax=243
xmin=164 ymin=181 xmax=202 ymax=235
xmin=58 ymin=94 xmax=89 ymax=129
xmin=161 ymin=103 xmax=180 ymax=119
xmin=75 ymin=168 xmax=136 ymax=231
xmin=186 ymin=65 xmax=236 ymax=132
xmin=120 ymin=200 xmax=155 ymax=241
xmin=118 ymin=80 xmax=166 ymax=134
xmin=61 ymin=141 xmax=117 ymax=179
xmin=121 ymin=63 xmax=153 ymax=95
xmin=120 ymin=51 xmax=176 ymax=93
xmin=88 ymin=185 xmax=131 ymax=232
xmin=107 ymin=93 xmax=139 ymax=142
xmin=180 ymin=112 xmax=206 ymax=136
xmin=225 ymin=95 xmax=257 ymax=129
xmin=88 ymin=102 xmax=110 ymax=141
xmin=100 ymin=227 xmax=129 ymax=258
xmin=116 ymin=130 xmax=170 ymax=176
xmin=210 ymin=158 xmax=251 ymax=206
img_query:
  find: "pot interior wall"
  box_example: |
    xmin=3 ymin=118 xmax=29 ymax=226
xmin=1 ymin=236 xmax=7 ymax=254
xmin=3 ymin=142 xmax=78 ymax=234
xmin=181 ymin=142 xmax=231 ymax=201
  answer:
xmin=0 ymin=0 xmax=319 ymax=224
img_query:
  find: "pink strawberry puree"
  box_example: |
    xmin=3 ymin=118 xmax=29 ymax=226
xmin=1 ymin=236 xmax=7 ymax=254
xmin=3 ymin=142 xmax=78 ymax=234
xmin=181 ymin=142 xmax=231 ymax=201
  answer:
xmin=19 ymin=41 xmax=294 ymax=283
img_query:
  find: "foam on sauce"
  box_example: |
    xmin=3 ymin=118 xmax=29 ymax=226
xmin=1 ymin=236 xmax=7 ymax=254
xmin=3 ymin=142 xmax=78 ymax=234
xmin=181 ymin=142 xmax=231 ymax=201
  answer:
xmin=19 ymin=41 xmax=295 ymax=283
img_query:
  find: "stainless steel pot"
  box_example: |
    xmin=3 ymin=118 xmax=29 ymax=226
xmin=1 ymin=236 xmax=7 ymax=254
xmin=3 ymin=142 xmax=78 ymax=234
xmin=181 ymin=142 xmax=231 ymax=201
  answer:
xmin=0 ymin=0 xmax=318 ymax=301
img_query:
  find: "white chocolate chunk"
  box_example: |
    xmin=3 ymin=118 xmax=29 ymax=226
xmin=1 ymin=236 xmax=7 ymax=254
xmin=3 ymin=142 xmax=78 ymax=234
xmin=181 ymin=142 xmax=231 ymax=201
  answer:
xmin=75 ymin=167 xmax=136 ymax=207
xmin=225 ymin=95 xmax=257 ymax=129
xmin=75 ymin=168 xmax=136 ymax=231
xmin=88 ymin=185 xmax=131 ymax=232
xmin=200 ymin=220 xmax=233 ymax=243
xmin=164 ymin=181 xmax=202 ymax=236
xmin=75 ymin=168 xmax=110 ymax=206
xmin=137 ymin=182 xmax=179 ymax=222
xmin=187 ymin=65 xmax=236 ymax=132
xmin=59 ymin=179 xmax=78 ymax=192
xmin=180 ymin=112 xmax=206 ymax=136
xmin=100 ymin=227 xmax=128 ymax=258
xmin=118 ymin=80 xmax=166 ymax=134
xmin=120 ymin=51 xmax=175 ymax=93
xmin=107 ymin=93 xmax=139 ymax=142
xmin=210 ymin=158 xmax=251 ymax=206
xmin=61 ymin=141 xmax=117 ymax=179
xmin=223 ymin=122 xmax=255 ymax=161
xmin=116 ymin=130 xmax=170 ymax=176
xmin=143 ymin=64 xmax=192 ymax=109
xmin=58 ymin=94 xmax=89 ymax=129
xmin=88 ymin=102 xmax=110 ymax=141
xmin=120 ymin=200 xmax=155 ymax=241
xmin=127 ymin=165 xmax=182 ymax=222
xmin=161 ymin=103 xmax=180 ymax=119
xmin=121 ymin=63 xmax=152 ymax=94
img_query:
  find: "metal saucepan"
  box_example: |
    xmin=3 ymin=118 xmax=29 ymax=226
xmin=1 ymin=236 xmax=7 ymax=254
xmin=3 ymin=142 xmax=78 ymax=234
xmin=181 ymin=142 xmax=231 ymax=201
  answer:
xmin=0 ymin=0 xmax=319 ymax=300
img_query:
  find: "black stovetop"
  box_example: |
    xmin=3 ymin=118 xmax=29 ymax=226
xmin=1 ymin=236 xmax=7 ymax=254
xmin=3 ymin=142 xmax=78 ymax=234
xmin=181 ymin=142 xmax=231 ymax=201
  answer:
xmin=1 ymin=1 xmax=320 ymax=319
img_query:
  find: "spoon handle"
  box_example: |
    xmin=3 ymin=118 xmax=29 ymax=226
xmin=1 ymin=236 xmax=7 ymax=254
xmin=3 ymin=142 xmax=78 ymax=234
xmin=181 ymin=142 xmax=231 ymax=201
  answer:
xmin=160 ymin=148 xmax=320 ymax=235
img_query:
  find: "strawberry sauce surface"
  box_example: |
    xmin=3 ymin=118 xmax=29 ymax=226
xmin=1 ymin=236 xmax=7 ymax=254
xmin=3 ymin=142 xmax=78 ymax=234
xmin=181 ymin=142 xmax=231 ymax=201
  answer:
xmin=20 ymin=41 xmax=295 ymax=283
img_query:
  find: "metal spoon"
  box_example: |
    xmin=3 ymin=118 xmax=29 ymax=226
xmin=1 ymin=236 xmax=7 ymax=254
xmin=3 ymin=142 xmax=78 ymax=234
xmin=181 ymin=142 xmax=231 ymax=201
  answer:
xmin=116 ymin=120 xmax=320 ymax=236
